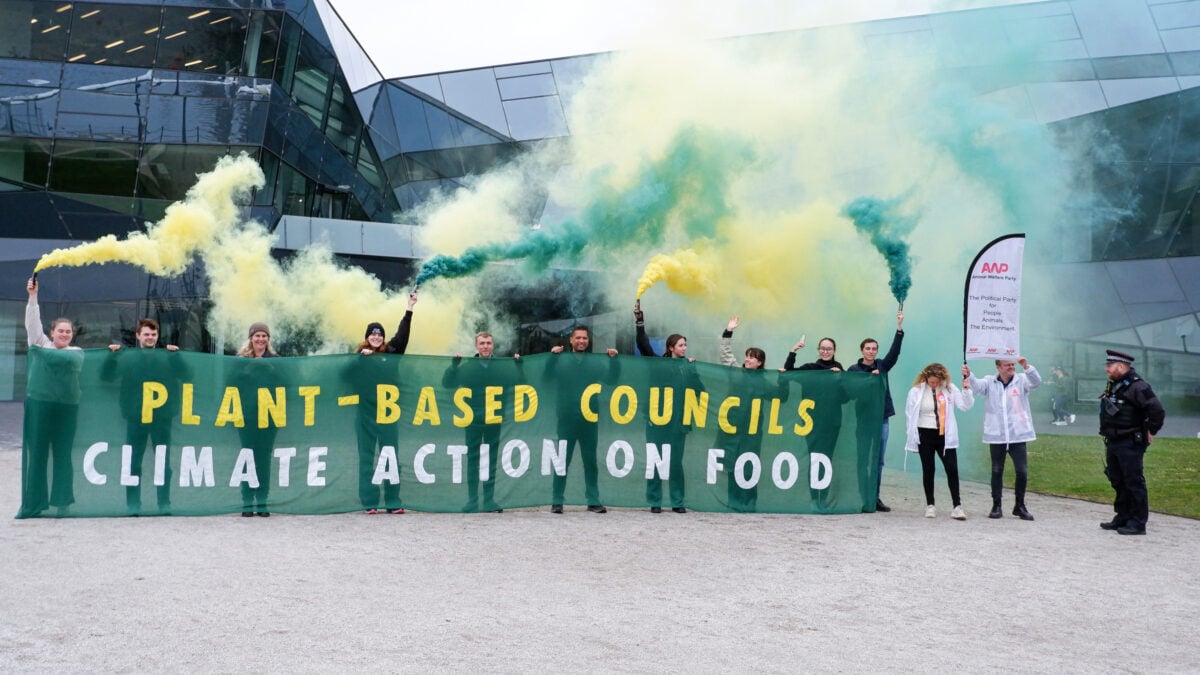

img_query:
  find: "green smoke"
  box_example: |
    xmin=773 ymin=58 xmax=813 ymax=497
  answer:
xmin=413 ymin=126 xmax=755 ymax=287
xmin=842 ymin=196 xmax=915 ymax=304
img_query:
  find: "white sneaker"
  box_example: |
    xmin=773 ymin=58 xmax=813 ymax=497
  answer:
xmin=1069 ymin=414 xmax=1076 ymax=424
xmin=1052 ymin=420 xmax=1067 ymax=426
xmin=951 ymin=505 xmax=967 ymax=520
xmin=924 ymin=505 xmax=936 ymax=518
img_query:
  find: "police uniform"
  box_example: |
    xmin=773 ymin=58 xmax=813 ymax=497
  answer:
xmin=1098 ymin=350 xmax=1165 ymax=535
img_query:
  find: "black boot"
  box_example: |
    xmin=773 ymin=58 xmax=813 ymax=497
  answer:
xmin=1012 ymin=503 xmax=1034 ymax=521
xmin=988 ymin=502 xmax=1002 ymax=519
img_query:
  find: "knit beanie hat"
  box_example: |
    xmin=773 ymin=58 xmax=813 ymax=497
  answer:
xmin=365 ymin=322 xmax=385 ymax=339
xmin=248 ymin=322 xmax=270 ymax=338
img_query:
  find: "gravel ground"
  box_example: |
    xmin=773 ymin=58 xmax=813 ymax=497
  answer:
xmin=1 ymin=401 xmax=1198 ymax=672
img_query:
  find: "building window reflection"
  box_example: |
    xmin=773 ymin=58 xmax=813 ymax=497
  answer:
xmin=154 ymin=6 xmax=248 ymax=75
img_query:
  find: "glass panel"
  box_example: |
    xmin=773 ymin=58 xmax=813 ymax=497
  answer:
xmin=66 ymin=2 xmax=160 ymax=69
xmin=390 ymin=87 xmax=433 ymax=152
xmin=1162 ymin=26 xmax=1200 ymax=52
xmin=55 ymin=89 xmax=141 ymax=142
xmin=0 ymin=59 xmax=62 ymax=88
xmin=49 ymin=140 xmax=138 ymax=197
xmin=398 ymin=75 xmax=443 ymax=101
xmin=497 ymin=73 xmax=557 ymax=100
xmin=452 ymin=118 xmax=504 ymax=147
xmin=353 ymin=82 xmax=379 ymax=121
xmin=1073 ymin=0 xmax=1163 ymax=58
xmin=312 ymin=0 xmax=380 ymax=92
xmin=154 ymin=6 xmax=248 ymax=75
xmin=0 ymin=137 xmax=51 ymax=187
xmin=274 ymin=160 xmax=313 ymax=216
xmin=424 ymin=103 xmax=458 ymax=149
xmin=355 ymin=137 xmax=385 ymax=191
xmin=439 ymin=69 xmax=508 ymax=134
xmin=324 ymin=71 xmax=360 ymax=156
xmin=0 ymin=0 xmax=70 ymax=62
xmin=243 ymin=10 xmax=283 ymax=80
xmin=1100 ymin=77 xmax=1180 ymax=107
xmin=1171 ymin=50 xmax=1200 ymax=75
xmin=0 ymin=83 xmax=59 ymax=138
xmin=292 ymin=32 xmax=335 ymax=129
xmin=144 ymin=89 xmax=264 ymax=145
xmin=1093 ymin=54 xmax=1174 ymax=79
xmin=273 ymin=14 xmax=301 ymax=93
xmin=135 ymin=144 xmax=230 ymax=201
xmin=1151 ymin=1 xmax=1200 ymax=31
xmin=502 ymin=96 xmax=569 ymax=140
xmin=255 ymin=149 xmax=278 ymax=206
xmin=494 ymin=62 xmax=552 ymax=78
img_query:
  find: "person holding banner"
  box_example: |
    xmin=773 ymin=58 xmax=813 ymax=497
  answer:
xmin=347 ymin=292 xmax=418 ymax=515
xmin=102 ymin=318 xmax=189 ymax=516
xmin=847 ymin=311 xmax=905 ymax=513
xmin=904 ymin=363 xmax=974 ymax=520
xmin=233 ymin=322 xmax=280 ymax=517
xmin=635 ymin=302 xmax=701 ymax=514
xmin=443 ymin=332 xmax=521 ymax=513
xmin=964 ymin=358 xmax=1040 ymax=521
xmin=718 ymin=316 xmax=788 ymax=512
xmin=546 ymin=326 xmax=619 ymax=514
xmin=783 ymin=338 xmax=847 ymax=511
xmin=1098 ymin=350 xmax=1164 ymax=536
xmin=20 ymin=277 xmax=84 ymax=518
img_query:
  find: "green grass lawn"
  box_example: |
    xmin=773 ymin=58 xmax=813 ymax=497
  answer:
xmin=1023 ymin=435 xmax=1200 ymax=520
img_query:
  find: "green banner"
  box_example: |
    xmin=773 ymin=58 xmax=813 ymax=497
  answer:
xmin=18 ymin=347 xmax=885 ymax=517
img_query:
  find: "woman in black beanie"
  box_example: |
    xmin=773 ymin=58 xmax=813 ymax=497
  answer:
xmin=348 ymin=291 xmax=417 ymax=514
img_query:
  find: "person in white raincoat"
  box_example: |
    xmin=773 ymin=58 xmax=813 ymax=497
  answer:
xmin=963 ymin=357 xmax=1041 ymax=521
xmin=904 ymin=363 xmax=974 ymax=520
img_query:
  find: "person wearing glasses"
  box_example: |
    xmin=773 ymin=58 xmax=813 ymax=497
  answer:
xmin=783 ymin=337 xmax=847 ymax=511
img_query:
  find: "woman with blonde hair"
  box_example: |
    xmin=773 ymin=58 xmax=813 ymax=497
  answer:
xmin=904 ymin=363 xmax=974 ymax=520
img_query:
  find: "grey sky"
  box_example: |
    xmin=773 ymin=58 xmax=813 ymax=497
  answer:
xmin=330 ymin=0 xmax=1037 ymax=78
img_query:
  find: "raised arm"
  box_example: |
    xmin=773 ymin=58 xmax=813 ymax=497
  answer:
xmin=634 ymin=302 xmax=654 ymax=357
xmin=388 ymin=291 xmax=418 ymax=354
xmin=25 ymin=277 xmax=51 ymax=348
xmin=719 ymin=316 xmax=739 ymax=367
xmin=877 ymin=311 xmax=905 ymax=370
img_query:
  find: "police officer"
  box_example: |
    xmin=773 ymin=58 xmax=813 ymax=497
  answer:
xmin=1098 ymin=349 xmax=1165 ymax=535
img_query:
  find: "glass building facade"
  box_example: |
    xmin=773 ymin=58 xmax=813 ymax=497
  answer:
xmin=2 ymin=0 xmax=1198 ymax=404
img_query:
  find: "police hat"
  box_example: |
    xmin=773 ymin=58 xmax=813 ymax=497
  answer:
xmin=1105 ymin=349 xmax=1134 ymax=364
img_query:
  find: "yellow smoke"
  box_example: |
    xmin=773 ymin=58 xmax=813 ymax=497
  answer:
xmin=34 ymin=154 xmax=265 ymax=274
xmin=635 ymin=248 xmax=718 ymax=299
xmin=30 ymin=152 xmax=472 ymax=354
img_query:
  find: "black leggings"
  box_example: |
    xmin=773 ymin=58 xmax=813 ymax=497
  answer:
xmin=917 ymin=427 xmax=961 ymax=507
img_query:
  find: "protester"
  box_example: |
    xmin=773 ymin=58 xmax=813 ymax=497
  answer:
xmin=964 ymin=357 xmax=1041 ymax=521
xmin=234 ymin=322 xmax=279 ymax=517
xmin=847 ymin=311 xmax=905 ymax=512
xmin=718 ymin=316 xmax=788 ymax=512
xmin=442 ymin=331 xmax=521 ymax=513
xmin=546 ymin=326 xmax=619 ymax=514
xmin=1098 ymin=350 xmax=1165 ymax=535
xmin=905 ymin=363 xmax=974 ymax=520
xmin=102 ymin=318 xmax=188 ymax=515
xmin=783 ymin=337 xmax=847 ymax=511
xmin=635 ymin=302 xmax=701 ymax=513
xmin=19 ymin=277 xmax=83 ymax=518
xmin=349 ymin=292 xmax=418 ymax=514
xmin=355 ymin=291 xmax=417 ymax=356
